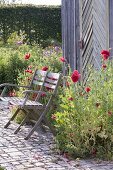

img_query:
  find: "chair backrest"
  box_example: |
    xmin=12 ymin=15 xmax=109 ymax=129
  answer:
xmin=28 ymin=69 xmax=62 ymax=103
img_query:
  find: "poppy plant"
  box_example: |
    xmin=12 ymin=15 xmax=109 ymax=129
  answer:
xmin=25 ymin=69 xmax=33 ymax=74
xmin=42 ymin=66 xmax=48 ymax=71
xmin=60 ymin=57 xmax=66 ymax=62
xmin=85 ymin=87 xmax=91 ymax=92
xmin=24 ymin=53 xmax=30 ymax=60
xmin=68 ymin=97 xmax=73 ymax=101
xmin=71 ymin=70 xmax=81 ymax=83
xmin=101 ymin=50 xmax=110 ymax=56
xmin=102 ymin=64 xmax=107 ymax=69
xmin=101 ymin=50 xmax=110 ymax=60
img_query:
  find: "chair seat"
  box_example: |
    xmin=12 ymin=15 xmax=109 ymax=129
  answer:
xmin=0 ymin=97 xmax=43 ymax=108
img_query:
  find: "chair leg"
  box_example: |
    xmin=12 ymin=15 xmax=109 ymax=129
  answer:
xmin=14 ymin=112 xmax=29 ymax=134
xmin=24 ymin=112 xmax=44 ymax=140
xmin=4 ymin=108 xmax=20 ymax=128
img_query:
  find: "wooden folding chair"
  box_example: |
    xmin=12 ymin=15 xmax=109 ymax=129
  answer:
xmin=0 ymin=69 xmax=62 ymax=140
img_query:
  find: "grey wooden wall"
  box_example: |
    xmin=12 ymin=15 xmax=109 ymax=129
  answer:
xmin=61 ymin=0 xmax=80 ymax=72
xmin=62 ymin=0 xmax=110 ymax=84
xmin=80 ymin=0 xmax=109 ymax=83
xmin=109 ymin=0 xmax=113 ymax=56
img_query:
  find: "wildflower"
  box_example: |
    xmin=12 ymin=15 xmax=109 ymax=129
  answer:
xmin=60 ymin=57 xmax=66 ymax=62
xmin=51 ymin=114 xmax=56 ymax=120
xmin=68 ymin=97 xmax=73 ymax=101
xmin=102 ymin=64 xmax=107 ymax=69
xmin=102 ymin=54 xmax=109 ymax=60
xmin=108 ymin=111 xmax=112 ymax=115
xmin=85 ymin=87 xmax=91 ymax=92
xmin=41 ymin=92 xmax=46 ymax=97
xmin=42 ymin=66 xmax=48 ymax=71
xmin=71 ymin=70 xmax=81 ymax=83
xmin=25 ymin=69 xmax=33 ymax=74
xmin=101 ymin=50 xmax=110 ymax=56
xmin=101 ymin=50 xmax=110 ymax=60
xmin=24 ymin=53 xmax=30 ymax=60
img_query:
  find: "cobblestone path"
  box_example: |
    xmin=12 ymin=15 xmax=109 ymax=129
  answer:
xmin=0 ymin=108 xmax=113 ymax=170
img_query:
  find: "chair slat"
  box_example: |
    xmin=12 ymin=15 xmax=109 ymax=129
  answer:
xmin=47 ymin=72 xmax=60 ymax=79
xmin=33 ymin=81 xmax=43 ymax=86
xmin=0 ymin=97 xmax=43 ymax=106
xmin=44 ymin=82 xmax=56 ymax=89
xmin=34 ymin=76 xmax=45 ymax=81
xmin=45 ymin=78 xmax=58 ymax=85
xmin=36 ymin=70 xmax=47 ymax=76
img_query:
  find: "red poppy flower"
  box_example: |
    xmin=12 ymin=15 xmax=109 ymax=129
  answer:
xmin=24 ymin=53 xmax=30 ymax=60
xmin=102 ymin=64 xmax=107 ymax=69
xmin=101 ymin=50 xmax=110 ymax=56
xmin=42 ymin=66 xmax=48 ymax=71
xmin=101 ymin=50 xmax=110 ymax=61
xmin=51 ymin=114 xmax=56 ymax=120
xmin=68 ymin=97 xmax=73 ymax=101
xmin=102 ymin=54 xmax=109 ymax=60
xmin=85 ymin=87 xmax=91 ymax=92
xmin=71 ymin=70 xmax=81 ymax=83
xmin=41 ymin=92 xmax=46 ymax=97
xmin=59 ymin=57 xmax=66 ymax=62
xmin=25 ymin=69 xmax=33 ymax=74
xmin=108 ymin=111 xmax=112 ymax=115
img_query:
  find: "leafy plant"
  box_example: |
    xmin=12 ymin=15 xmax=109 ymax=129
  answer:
xmin=54 ymin=50 xmax=113 ymax=160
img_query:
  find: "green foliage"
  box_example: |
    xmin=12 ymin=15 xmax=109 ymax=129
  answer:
xmin=54 ymin=61 xmax=113 ymax=160
xmin=0 ymin=5 xmax=61 ymax=46
xmin=0 ymin=167 xmax=4 ymax=170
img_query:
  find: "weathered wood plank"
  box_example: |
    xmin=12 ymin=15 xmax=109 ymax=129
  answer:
xmin=109 ymin=0 xmax=113 ymax=55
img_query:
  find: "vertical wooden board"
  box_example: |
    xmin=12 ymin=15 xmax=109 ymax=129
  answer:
xmin=75 ymin=0 xmax=80 ymax=71
xmin=61 ymin=0 xmax=80 ymax=72
xmin=93 ymin=0 xmax=109 ymax=68
xmin=109 ymin=0 xmax=113 ymax=55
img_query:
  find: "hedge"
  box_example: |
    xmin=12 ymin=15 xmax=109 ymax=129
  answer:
xmin=0 ymin=5 xmax=61 ymax=46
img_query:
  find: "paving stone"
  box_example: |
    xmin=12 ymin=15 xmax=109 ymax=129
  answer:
xmin=1 ymin=108 xmax=113 ymax=170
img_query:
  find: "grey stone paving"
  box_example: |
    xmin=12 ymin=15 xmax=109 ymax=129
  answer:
xmin=0 ymin=104 xmax=113 ymax=170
